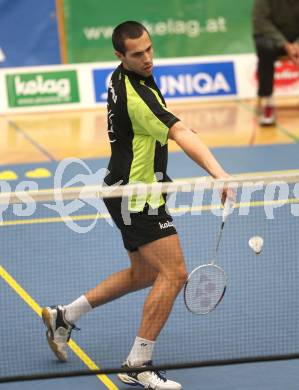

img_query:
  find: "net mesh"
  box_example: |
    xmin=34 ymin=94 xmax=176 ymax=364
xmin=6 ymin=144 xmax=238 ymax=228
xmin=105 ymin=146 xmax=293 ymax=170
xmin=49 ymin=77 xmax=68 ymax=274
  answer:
xmin=0 ymin=173 xmax=299 ymax=381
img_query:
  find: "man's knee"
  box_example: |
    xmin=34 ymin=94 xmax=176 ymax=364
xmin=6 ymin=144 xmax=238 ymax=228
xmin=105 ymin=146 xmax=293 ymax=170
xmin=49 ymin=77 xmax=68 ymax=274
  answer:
xmin=177 ymin=267 xmax=188 ymax=287
xmin=167 ymin=266 xmax=188 ymax=291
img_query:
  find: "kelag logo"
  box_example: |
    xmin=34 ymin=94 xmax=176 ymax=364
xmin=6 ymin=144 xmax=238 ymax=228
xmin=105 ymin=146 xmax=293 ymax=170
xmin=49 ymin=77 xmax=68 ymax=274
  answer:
xmin=93 ymin=61 xmax=237 ymax=103
xmin=6 ymin=70 xmax=80 ymax=107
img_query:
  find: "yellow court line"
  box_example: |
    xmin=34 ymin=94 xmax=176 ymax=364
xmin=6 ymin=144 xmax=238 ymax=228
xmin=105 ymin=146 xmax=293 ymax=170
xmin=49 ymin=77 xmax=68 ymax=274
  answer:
xmin=0 ymin=214 xmax=110 ymax=227
xmin=0 ymin=265 xmax=119 ymax=390
xmin=0 ymin=198 xmax=298 ymax=227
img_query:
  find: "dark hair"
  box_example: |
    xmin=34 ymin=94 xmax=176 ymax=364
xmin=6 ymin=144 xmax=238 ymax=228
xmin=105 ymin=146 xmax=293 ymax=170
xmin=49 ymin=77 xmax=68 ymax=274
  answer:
xmin=112 ymin=21 xmax=149 ymax=54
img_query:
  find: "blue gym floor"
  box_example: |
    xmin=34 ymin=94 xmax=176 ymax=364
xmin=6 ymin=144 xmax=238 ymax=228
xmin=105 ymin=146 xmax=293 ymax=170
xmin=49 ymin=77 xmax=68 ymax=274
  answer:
xmin=0 ymin=143 xmax=299 ymax=390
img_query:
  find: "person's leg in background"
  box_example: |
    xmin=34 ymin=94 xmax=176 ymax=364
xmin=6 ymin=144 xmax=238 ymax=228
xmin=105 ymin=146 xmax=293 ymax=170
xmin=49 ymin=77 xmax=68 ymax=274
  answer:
xmin=254 ymin=34 xmax=285 ymax=126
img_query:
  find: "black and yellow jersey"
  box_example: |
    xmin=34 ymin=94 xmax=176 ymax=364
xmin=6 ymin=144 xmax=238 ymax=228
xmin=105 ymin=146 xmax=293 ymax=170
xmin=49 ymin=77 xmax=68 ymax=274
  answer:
xmin=104 ymin=64 xmax=180 ymax=210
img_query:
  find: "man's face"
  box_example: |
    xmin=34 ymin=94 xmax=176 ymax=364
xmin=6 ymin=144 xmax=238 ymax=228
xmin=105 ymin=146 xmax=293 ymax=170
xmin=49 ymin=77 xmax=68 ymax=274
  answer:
xmin=116 ymin=30 xmax=153 ymax=77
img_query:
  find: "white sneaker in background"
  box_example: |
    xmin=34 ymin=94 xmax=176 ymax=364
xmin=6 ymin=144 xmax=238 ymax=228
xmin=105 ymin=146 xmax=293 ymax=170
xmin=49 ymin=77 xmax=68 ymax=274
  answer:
xmin=259 ymin=105 xmax=276 ymax=126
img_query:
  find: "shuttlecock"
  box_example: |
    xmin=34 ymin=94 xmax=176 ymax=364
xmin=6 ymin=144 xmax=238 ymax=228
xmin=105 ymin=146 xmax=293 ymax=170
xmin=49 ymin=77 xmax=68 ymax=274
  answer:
xmin=249 ymin=236 xmax=264 ymax=255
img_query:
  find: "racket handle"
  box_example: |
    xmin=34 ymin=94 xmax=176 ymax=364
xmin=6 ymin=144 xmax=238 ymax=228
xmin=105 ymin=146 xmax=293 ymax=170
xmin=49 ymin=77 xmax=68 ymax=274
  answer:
xmin=214 ymin=199 xmax=234 ymax=259
xmin=222 ymin=199 xmax=234 ymax=222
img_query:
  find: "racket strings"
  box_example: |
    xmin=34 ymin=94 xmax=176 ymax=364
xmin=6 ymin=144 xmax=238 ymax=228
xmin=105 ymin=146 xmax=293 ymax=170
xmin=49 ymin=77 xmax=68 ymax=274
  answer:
xmin=185 ymin=265 xmax=227 ymax=314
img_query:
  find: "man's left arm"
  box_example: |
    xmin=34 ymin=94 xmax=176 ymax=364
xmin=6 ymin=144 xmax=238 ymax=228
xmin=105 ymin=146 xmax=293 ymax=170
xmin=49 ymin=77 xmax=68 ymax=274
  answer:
xmin=168 ymin=121 xmax=228 ymax=180
xmin=168 ymin=121 xmax=235 ymax=205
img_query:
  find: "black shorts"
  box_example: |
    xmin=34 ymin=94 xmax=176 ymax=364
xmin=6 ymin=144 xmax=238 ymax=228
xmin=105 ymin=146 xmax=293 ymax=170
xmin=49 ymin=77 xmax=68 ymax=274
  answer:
xmin=103 ymin=197 xmax=177 ymax=252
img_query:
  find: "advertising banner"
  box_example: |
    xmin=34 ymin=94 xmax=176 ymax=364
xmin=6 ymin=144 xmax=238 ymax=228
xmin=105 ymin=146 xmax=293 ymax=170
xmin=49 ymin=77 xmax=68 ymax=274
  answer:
xmin=1 ymin=55 xmax=299 ymax=114
xmin=93 ymin=61 xmax=237 ymax=103
xmin=272 ymin=59 xmax=299 ymax=94
xmin=235 ymin=55 xmax=299 ymax=99
xmin=63 ymin=0 xmax=254 ymax=63
xmin=6 ymin=70 xmax=80 ymax=108
xmin=0 ymin=0 xmax=60 ymax=68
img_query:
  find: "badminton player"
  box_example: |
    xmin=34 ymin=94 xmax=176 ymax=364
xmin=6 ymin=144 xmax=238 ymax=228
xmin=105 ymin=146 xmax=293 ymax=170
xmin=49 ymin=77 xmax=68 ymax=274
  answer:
xmin=42 ymin=21 xmax=233 ymax=389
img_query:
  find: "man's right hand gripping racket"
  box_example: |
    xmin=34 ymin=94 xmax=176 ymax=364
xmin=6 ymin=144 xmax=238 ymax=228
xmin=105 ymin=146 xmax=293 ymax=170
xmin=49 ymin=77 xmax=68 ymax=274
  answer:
xmin=184 ymin=200 xmax=233 ymax=315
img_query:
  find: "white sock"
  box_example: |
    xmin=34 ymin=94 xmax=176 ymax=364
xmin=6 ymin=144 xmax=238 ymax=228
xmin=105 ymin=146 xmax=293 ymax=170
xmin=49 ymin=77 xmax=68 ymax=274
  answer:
xmin=127 ymin=337 xmax=155 ymax=367
xmin=262 ymin=96 xmax=274 ymax=106
xmin=64 ymin=295 xmax=92 ymax=325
